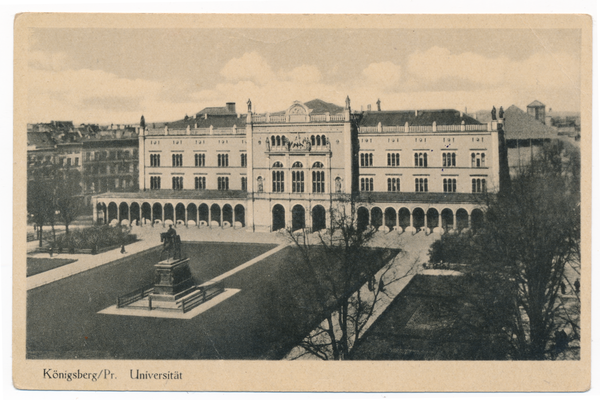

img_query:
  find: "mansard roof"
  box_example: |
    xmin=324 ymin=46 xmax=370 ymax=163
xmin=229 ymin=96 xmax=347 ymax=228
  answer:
xmin=195 ymin=106 xmax=237 ymax=116
xmin=502 ymin=105 xmax=559 ymax=140
xmin=358 ymin=109 xmax=483 ymax=127
xmin=166 ymin=114 xmax=247 ymax=129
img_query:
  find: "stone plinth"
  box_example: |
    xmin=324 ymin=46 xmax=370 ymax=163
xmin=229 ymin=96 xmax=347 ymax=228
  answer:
xmin=151 ymin=258 xmax=194 ymax=301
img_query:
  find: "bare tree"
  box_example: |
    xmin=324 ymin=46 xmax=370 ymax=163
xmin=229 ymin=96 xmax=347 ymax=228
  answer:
xmin=284 ymin=200 xmax=415 ymax=360
xmin=55 ymin=167 xmax=84 ymax=235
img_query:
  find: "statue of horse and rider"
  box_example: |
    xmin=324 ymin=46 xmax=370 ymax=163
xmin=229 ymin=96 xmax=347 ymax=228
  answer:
xmin=160 ymin=225 xmax=182 ymax=261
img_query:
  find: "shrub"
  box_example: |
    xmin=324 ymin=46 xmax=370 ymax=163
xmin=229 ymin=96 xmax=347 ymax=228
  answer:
xmin=52 ymin=225 xmax=135 ymax=251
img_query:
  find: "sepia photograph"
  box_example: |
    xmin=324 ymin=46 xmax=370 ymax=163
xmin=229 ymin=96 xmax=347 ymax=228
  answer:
xmin=12 ymin=11 xmax=592 ymax=392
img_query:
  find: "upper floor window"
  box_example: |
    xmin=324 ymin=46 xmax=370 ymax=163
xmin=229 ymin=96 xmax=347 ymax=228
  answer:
xmin=360 ymin=177 xmax=374 ymax=192
xmin=360 ymin=153 xmax=374 ymax=167
xmin=312 ymin=171 xmax=325 ymax=193
xmin=414 ymin=152 xmax=428 ymax=167
xmin=471 ymin=152 xmax=486 ymax=168
xmin=415 ymin=178 xmax=428 ymax=192
xmin=195 ymin=153 xmax=205 ymax=167
xmin=311 ymin=135 xmax=327 ymax=147
xmin=172 ymin=176 xmax=183 ymax=190
xmin=218 ymin=176 xmax=229 ymax=191
xmin=241 ymin=153 xmax=247 ymax=167
xmin=218 ymin=154 xmax=229 ymax=167
xmin=272 ymin=161 xmax=284 ymax=168
xmin=312 ymin=161 xmax=324 ymax=169
xmin=442 ymin=152 xmax=456 ymax=167
xmin=443 ymin=178 xmax=457 ymax=193
xmin=241 ymin=177 xmax=247 ymax=191
xmin=472 ymin=178 xmax=486 ymax=193
xmin=271 ymin=135 xmax=288 ymax=148
xmin=150 ymin=176 xmax=161 ymax=190
xmin=387 ymin=153 xmax=400 ymax=167
xmin=150 ymin=154 xmax=160 ymax=167
xmin=272 ymin=171 xmax=285 ymax=192
xmin=195 ymin=176 xmax=206 ymax=190
xmin=292 ymin=161 xmax=303 ymax=168
xmin=292 ymin=171 xmax=304 ymax=193
xmin=172 ymin=153 xmax=183 ymax=167
xmin=387 ymin=178 xmax=401 ymax=192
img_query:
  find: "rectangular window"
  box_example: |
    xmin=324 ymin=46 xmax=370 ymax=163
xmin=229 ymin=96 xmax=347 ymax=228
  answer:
xmin=241 ymin=177 xmax=247 ymax=191
xmin=195 ymin=176 xmax=206 ymax=190
xmin=172 ymin=176 xmax=183 ymax=190
xmin=443 ymin=178 xmax=457 ymax=193
xmin=218 ymin=176 xmax=230 ymax=191
xmin=172 ymin=153 xmax=183 ymax=167
xmin=414 ymin=152 xmax=428 ymax=167
xmin=312 ymin=171 xmax=325 ymax=193
xmin=150 ymin=176 xmax=161 ymax=190
xmin=415 ymin=178 xmax=428 ymax=192
xmin=360 ymin=153 xmax=374 ymax=167
xmin=150 ymin=154 xmax=160 ymax=167
xmin=387 ymin=153 xmax=400 ymax=167
xmin=442 ymin=152 xmax=456 ymax=167
xmin=241 ymin=153 xmax=247 ymax=167
xmin=272 ymin=171 xmax=285 ymax=192
xmin=472 ymin=178 xmax=487 ymax=193
xmin=195 ymin=153 xmax=205 ymax=167
xmin=360 ymin=177 xmax=374 ymax=192
xmin=292 ymin=171 xmax=304 ymax=193
xmin=218 ymin=153 xmax=229 ymax=167
xmin=387 ymin=177 xmax=401 ymax=192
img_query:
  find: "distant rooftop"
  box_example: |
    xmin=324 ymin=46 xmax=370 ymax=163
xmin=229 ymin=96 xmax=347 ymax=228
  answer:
xmin=527 ymin=100 xmax=545 ymax=108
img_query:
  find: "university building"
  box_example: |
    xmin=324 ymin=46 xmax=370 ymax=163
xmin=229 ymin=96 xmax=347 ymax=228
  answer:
xmin=93 ymin=98 xmax=508 ymax=233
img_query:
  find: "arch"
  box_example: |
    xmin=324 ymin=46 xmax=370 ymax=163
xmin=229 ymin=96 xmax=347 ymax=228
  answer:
xmin=312 ymin=205 xmax=326 ymax=232
xmin=321 ymin=135 xmax=327 ymax=145
xmin=399 ymin=208 xmax=411 ymax=229
xmin=357 ymin=207 xmax=369 ymax=231
xmin=164 ymin=203 xmax=174 ymax=223
xmin=96 ymin=202 xmax=107 ymax=224
xmin=272 ymin=204 xmax=285 ymax=231
xmin=471 ymin=208 xmax=484 ymax=231
xmin=384 ymin=207 xmax=397 ymax=230
xmin=118 ymin=202 xmax=129 ymax=222
xmin=292 ymin=161 xmax=303 ymax=168
xmin=441 ymin=208 xmax=454 ymax=231
xmin=234 ymin=204 xmax=245 ymax=227
xmin=210 ymin=204 xmax=221 ymax=224
xmin=198 ymin=203 xmax=209 ymax=224
xmin=108 ymin=202 xmax=118 ymax=222
xmin=312 ymin=161 xmax=324 ymax=169
xmin=223 ymin=204 xmax=233 ymax=225
xmin=426 ymin=208 xmax=439 ymax=229
xmin=371 ymin=207 xmax=383 ymax=229
xmin=130 ymin=202 xmax=140 ymax=225
xmin=271 ymin=136 xmax=275 ymax=146
xmin=316 ymin=135 xmax=321 ymax=146
xmin=175 ymin=203 xmax=186 ymax=223
xmin=311 ymin=135 xmax=315 ymax=146
xmin=187 ymin=203 xmax=197 ymax=224
xmin=292 ymin=204 xmax=305 ymax=231
xmin=456 ymin=208 xmax=469 ymax=231
xmin=152 ymin=202 xmax=163 ymax=222
xmin=412 ymin=208 xmax=425 ymax=230
xmin=276 ymin=135 xmax=281 ymax=147
xmin=272 ymin=161 xmax=284 ymax=168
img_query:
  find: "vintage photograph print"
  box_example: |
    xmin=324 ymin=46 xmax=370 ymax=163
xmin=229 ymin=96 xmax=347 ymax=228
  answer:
xmin=13 ymin=13 xmax=591 ymax=392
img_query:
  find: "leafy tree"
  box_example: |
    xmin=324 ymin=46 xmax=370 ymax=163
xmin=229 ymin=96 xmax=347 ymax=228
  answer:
xmin=27 ymin=160 xmax=59 ymax=247
xmin=283 ymin=201 xmax=412 ymax=360
xmin=55 ymin=167 xmax=84 ymax=235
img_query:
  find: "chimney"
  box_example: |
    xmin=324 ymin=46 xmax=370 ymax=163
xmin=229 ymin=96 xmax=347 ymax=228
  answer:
xmin=226 ymin=102 xmax=236 ymax=113
xmin=367 ymin=104 xmax=371 ymax=111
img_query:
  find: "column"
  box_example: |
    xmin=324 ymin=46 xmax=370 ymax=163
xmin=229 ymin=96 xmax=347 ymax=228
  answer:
xmin=209 ymin=207 xmax=213 ymax=228
xmin=232 ymin=208 xmax=236 ymax=229
xmin=424 ymin=213 xmax=428 ymax=230
xmin=151 ymin=206 xmax=153 ymax=225
xmin=468 ymin=212 xmax=472 ymax=229
xmin=162 ymin=204 xmax=165 ymax=227
xmin=117 ymin=206 xmax=120 ymax=223
xmin=397 ymin=209 xmax=400 ymax=229
xmin=438 ymin=213 xmax=442 ymax=229
xmin=220 ymin=205 xmax=224 ymax=228
xmin=409 ymin=210 xmax=413 ymax=228
xmin=184 ymin=206 xmax=188 ymax=227
xmin=452 ymin=212 xmax=456 ymax=230
xmin=92 ymin=199 xmax=98 ymax=224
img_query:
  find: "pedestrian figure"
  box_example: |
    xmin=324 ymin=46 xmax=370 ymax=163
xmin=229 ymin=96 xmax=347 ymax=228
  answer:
xmin=574 ymin=279 xmax=580 ymax=294
xmin=121 ymin=244 xmax=126 ymax=254
xmin=48 ymin=246 xmax=53 ymax=257
xmin=560 ymin=282 xmax=566 ymax=295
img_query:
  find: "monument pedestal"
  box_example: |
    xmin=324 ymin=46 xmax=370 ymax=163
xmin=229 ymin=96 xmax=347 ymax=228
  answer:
xmin=150 ymin=258 xmax=194 ymax=302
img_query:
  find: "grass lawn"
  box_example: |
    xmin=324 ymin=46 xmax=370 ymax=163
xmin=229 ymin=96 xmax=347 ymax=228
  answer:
xmin=26 ymin=258 xmax=76 ymax=277
xmin=27 ymin=242 xmax=396 ymax=360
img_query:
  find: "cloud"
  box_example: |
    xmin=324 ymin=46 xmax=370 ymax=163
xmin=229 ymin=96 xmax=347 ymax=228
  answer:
xmin=406 ymin=46 xmax=580 ymax=90
xmin=362 ymin=62 xmax=402 ymax=87
xmin=284 ymin=65 xmax=322 ymax=84
xmin=220 ymin=52 xmax=275 ymax=85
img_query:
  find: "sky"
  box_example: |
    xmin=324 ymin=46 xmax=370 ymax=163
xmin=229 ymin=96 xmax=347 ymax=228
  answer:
xmin=26 ymin=27 xmax=582 ymax=125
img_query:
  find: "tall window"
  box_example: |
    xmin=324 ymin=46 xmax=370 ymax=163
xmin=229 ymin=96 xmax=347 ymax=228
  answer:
xmin=387 ymin=177 xmax=401 ymax=192
xmin=241 ymin=177 xmax=247 ymax=191
xmin=442 ymin=152 xmax=456 ymax=167
xmin=414 ymin=152 xmax=428 ymax=167
xmin=292 ymin=171 xmax=304 ymax=193
xmin=472 ymin=178 xmax=487 ymax=193
xmin=241 ymin=153 xmax=247 ymax=167
xmin=218 ymin=154 xmax=229 ymax=167
xmin=172 ymin=176 xmax=183 ymax=190
xmin=471 ymin=152 xmax=486 ymax=168
xmin=443 ymin=178 xmax=457 ymax=193
xmin=387 ymin=153 xmax=400 ymax=167
xmin=218 ymin=176 xmax=229 ymax=190
xmin=313 ymin=171 xmax=325 ymax=193
xmin=150 ymin=154 xmax=160 ymax=167
xmin=272 ymin=171 xmax=285 ymax=192
xmin=172 ymin=153 xmax=183 ymax=167
xmin=360 ymin=153 xmax=374 ymax=167
xmin=415 ymin=178 xmax=428 ymax=192
xmin=150 ymin=176 xmax=161 ymax=190
xmin=195 ymin=176 xmax=206 ymax=189
xmin=195 ymin=153 xmax=205 ymax=167
xmin=360 ymin=177 xmax=374 ymax=192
